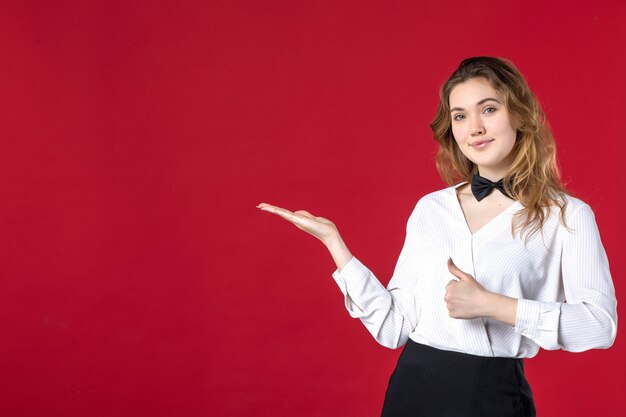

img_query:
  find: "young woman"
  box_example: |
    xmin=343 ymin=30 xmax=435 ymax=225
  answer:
xmin=257 ymin=57 xmax=617 ymax=417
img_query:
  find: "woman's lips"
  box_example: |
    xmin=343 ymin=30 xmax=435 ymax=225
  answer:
xmin=470 ymin=139 xmax=494 ymax=149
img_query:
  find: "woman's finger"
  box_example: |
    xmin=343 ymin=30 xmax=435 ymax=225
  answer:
xmin=257 ymin=203 xmax=295 ymax=218
xmin=258 ymin=203 xmax=316 ymax=228
xmin=447 ymin=258 xmax=472 ymax=282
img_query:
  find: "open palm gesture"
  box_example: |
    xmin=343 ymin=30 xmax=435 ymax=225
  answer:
xmin=257 ymin=203 xmax=338 ymax=245
xmin=257 ymin=202 xmax=353 ymax=269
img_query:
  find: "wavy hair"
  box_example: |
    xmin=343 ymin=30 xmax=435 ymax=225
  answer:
xmin=429 ymin=57 xmax=568 ymax=239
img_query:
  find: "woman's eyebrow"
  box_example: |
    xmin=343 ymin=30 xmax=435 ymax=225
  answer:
xmin=450 ymin=97 xmax=502 ymax=113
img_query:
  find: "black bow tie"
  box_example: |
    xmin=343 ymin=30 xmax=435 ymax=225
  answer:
xmin=471 ymin=175 xmax=512 ymax=201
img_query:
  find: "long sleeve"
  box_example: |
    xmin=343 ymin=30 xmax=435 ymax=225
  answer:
xmin=332 ymin=208 xmax=422 ymax=349
xmin=330 ymin=187 xmax=617 ymax=358
xmin=514 ymin=203 xmax=617 ymax=351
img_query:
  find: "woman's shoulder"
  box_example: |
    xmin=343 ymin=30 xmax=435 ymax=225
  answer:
xmin=416 ymin=183 xmax=462 ymax=205
xmin=405 ymin=185 xmax=459 ymax=230
xmin=418 ymin=182 xmax=466 ymax=203
xmin=557 ymin=194 xmax=593 ymax=219
xmin=545 ymin=193 xmax=598 ymax=233
xmin=409 ymin=184 xmax=461 ymax=217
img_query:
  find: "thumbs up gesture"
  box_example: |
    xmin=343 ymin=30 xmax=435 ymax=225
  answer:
xmin=444 ymin=258 xmax=517 ymax=326
xmin=444 ymin=258 xmax=488 ymax=320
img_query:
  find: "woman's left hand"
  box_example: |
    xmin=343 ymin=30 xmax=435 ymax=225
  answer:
xmin=444 ymin=258 xmax=489 ymax=319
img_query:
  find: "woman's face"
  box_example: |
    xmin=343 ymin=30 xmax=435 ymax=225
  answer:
xmin=449 ymin=77 xmax=517 ymax=180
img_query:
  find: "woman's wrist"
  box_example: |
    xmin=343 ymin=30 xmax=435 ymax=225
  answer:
xmin=481 ymin=291 xmax=518 ymax=327
xmin=324 ymin=234 xmax=353 ymax=270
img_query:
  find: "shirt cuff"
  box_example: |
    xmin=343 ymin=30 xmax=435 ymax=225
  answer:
xmin=331 ymin=256 xmax=383 ymax=318
xmin=514 ymin=299 xmax=561 ymax=350
xmin=332 ymin=256 xmax=369 ymax=292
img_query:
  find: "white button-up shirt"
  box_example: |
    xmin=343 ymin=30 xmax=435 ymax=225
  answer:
xmin=332 ymin=186 xmax=617 ymax=358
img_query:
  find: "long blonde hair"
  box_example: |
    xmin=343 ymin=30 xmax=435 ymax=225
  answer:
xmin=430 ymin=57 xmax=568 ymax=239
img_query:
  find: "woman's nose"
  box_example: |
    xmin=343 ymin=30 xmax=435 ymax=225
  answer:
xmin=470 ymin=118 xmax=485 ymax=136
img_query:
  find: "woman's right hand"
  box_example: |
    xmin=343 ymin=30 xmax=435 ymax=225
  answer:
xmin=257 ymin=202 xmax=353 ymax=269
xmin=256 ymin=203 xmax=339 ymax=246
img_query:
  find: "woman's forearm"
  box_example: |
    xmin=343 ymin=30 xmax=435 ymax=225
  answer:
xmin=482 ymin=292 xmax=518 ymax=327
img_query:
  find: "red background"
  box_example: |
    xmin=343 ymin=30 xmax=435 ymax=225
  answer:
xmin=1 ymin=1 xmax=624 ymax=416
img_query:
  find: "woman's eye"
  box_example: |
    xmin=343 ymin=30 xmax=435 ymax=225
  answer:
xmin=453 ymin=114 xmax=465 ymax=121
xmin=483 ymin=107 xmax=496 ymax=114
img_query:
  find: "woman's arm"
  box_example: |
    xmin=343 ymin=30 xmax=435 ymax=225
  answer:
xmin=443 ymin=204 xmax=617 ymax=352
xmin=516 ymin=203 xmax=617 ymax=352
xmin=258 ymin=202 xmax=421 ymax=349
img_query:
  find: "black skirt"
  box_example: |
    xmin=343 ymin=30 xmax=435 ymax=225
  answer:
xmin=381 ymin=339 xmax=536 ymax=417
